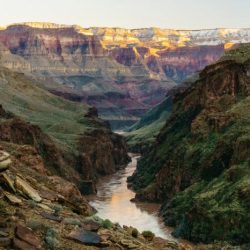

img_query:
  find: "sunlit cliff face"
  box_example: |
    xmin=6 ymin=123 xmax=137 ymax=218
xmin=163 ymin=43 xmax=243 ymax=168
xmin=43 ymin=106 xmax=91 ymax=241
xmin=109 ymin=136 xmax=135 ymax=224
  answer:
xmin=82 ymin=27 xmax=250 ymax=50
xmin=224 ymin=42 xmax=236 ymax=50
xmin=0 ymin=23 xmax=248 ymax=83
xmin=4 ymin=23 xmax=249 ymax=50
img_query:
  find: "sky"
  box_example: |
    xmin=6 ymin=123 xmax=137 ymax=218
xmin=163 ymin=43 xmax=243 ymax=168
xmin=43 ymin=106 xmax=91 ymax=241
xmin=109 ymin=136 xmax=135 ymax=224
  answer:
xmin=0 ymin=0 xmax=249 ymax=29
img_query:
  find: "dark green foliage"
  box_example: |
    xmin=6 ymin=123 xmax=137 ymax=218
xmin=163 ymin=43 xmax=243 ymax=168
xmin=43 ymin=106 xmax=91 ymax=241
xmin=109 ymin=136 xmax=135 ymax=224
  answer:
xmin=45 ymin=228 xmax=59 ymax=249
xmin=142 ymin=230 xmax=155 ymax=241
xmin=101 ymin=219 xmax=113 ymax=229
xmin=131 ymin=228 xmax=139 ymax=238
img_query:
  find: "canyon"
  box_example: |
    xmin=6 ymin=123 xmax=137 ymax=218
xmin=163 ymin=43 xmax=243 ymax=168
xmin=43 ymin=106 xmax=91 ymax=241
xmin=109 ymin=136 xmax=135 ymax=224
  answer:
xmin=0 ymin=23 xmax=250 ymax=128
xmin=0 ymin=109 xmax=180 ymax=249
xmin=0 ymin=79 xmax=186 ymax=249
xmin=0 ymin=21 xmax=249 ymax=250
xmin=128 ymin=44 xmax=250 ymax=247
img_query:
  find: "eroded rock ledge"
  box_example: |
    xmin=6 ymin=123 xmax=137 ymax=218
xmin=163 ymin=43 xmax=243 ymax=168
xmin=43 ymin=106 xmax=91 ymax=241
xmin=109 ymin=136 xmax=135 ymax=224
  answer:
xmin=0 ymin=105 xmax=130 ymax=194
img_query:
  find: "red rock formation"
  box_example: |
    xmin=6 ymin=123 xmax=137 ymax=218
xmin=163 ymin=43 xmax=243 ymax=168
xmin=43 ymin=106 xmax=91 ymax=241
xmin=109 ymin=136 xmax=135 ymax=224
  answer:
xmin=0 ymin=24 xmax=248 ymax=128
xmin=0 ymin=105 xmax=130 ymax=194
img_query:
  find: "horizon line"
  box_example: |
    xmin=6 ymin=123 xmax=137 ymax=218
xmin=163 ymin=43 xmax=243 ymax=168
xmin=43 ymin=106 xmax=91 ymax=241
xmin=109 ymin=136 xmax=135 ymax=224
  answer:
xmin=1 ymin=21 xmax=250 ymax=31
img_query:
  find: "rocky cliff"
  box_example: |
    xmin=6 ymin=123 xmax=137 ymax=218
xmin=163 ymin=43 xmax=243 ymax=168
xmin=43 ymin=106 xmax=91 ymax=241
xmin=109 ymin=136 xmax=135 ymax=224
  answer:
xmin=0 ymin=23 xmax=249 ymax=128
xmin=0 ymin=65 xmax=130 ymax=194
xmin=128 ymin=45 xmax=250 ymax=246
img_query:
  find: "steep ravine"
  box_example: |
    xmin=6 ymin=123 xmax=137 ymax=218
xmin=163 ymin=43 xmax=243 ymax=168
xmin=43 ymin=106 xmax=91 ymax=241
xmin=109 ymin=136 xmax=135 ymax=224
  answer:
xmin=0 ymin=65 xmax=130 ymax=193
xmin=0 ymin=105 xmax=130 ymax=194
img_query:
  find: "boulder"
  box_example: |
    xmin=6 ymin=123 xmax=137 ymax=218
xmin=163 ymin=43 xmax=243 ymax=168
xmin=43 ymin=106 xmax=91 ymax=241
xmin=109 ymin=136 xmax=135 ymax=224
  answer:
xmin=4 ymin=192 xmax=22 ymax=205
xmin=13 ymin=237 xmax=37 ymax=250
xmin=82 ymin=219 xmax=101 ymax=232
xmin=15 ymin=176 xmax=42 ymax=202
xmin=40 ymin=211 xmax=62 ymax=222
xmin=15 ymin=224 xmax=41 ymax=248
xmin=48 ymin=176 xmax=82 ymax=200
xmin=0 ymin=151 xmax=11 ymax=172
xmin=39 ymin=189 xmax=57 ymax=201
xmin=120 ymin=239 xmax=139 ymax=249
xmin=57 ymin=195 xmax=95 ymax=216
xmin=0 ymin=172 xmax=16 ymax=192
xmin=99 ymin=229 xmax=112 ymax=242
xmin=163 ymin=240 xmax=179 ymax=250
xmin=68 ymin=228 xmax=101 ymax=246
xmin=37 ymin=203 xmax=53 ymax=213
xmin=0 ymin=151 xmax=10 ymax=162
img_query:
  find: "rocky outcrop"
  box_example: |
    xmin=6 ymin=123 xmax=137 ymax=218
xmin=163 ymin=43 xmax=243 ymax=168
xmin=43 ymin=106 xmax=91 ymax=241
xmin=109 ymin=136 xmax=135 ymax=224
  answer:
xmin=78 ymin=129 xmax=130 ymax=178
xmin=0 ymin=115 xmax=74 ymax=178
xmin=0 ymin=147 xmax=183 ymax=249
xmin=0 ymin=103 xmax=130 ymax=194
xmin=128 ymin=45 xmax=250 ymax=245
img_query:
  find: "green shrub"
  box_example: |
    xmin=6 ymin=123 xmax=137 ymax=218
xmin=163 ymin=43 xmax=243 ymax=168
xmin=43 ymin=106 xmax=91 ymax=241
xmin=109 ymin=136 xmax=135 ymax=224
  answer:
xmin=131 ymin=228 xmax=139 ymax=238
xmin=101 ymin=219 xmax=113 ymax=229
xmin=142 ymin=230 xmax=155 ymax=241
xmin=45 ymin=227 xmax=59 ymax=249
xmin=51 ymin=204 xmax=63 ymax=216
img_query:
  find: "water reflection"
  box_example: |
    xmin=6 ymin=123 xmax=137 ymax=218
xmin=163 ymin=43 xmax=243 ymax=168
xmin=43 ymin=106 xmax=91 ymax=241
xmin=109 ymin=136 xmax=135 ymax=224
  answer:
xmin=88 ymin=154 xmax=175 ymax=240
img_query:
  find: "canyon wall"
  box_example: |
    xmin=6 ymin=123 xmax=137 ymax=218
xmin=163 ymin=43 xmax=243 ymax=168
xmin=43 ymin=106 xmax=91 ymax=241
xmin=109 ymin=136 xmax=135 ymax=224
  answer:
xmin=128 ymin=44 xmax=250 ymax=245
xmin=0 ymin=23 xmax=249 ymax=127
xmin=0 ymin=65 xmax=130 ymax=194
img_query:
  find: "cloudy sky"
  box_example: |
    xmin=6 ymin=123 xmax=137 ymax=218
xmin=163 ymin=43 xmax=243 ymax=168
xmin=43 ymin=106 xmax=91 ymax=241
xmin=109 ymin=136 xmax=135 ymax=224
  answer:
xmin=0 ymin=0 xmax=249 ymax=29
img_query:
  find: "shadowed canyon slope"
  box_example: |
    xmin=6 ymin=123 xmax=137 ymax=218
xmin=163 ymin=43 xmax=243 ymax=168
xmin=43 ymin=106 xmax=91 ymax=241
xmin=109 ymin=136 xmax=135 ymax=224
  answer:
xmin=1 ymin=23 xmax=250 ymax=128
xmin=0 ymin=65 xmax=130 ymax=194
xmin=128 ymin=44 xmax=250 ymax=246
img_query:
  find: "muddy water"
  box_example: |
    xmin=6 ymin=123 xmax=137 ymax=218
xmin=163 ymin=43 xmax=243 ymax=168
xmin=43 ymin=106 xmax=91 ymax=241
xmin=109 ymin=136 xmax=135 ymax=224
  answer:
xmin=88 ymin=154 xmax=175 ymax=240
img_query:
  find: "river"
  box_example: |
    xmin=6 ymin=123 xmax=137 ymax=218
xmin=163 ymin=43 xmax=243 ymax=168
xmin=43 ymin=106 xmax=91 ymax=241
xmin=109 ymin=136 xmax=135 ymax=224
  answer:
xmin=87 ymin=154 xmax=175 ymax=240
